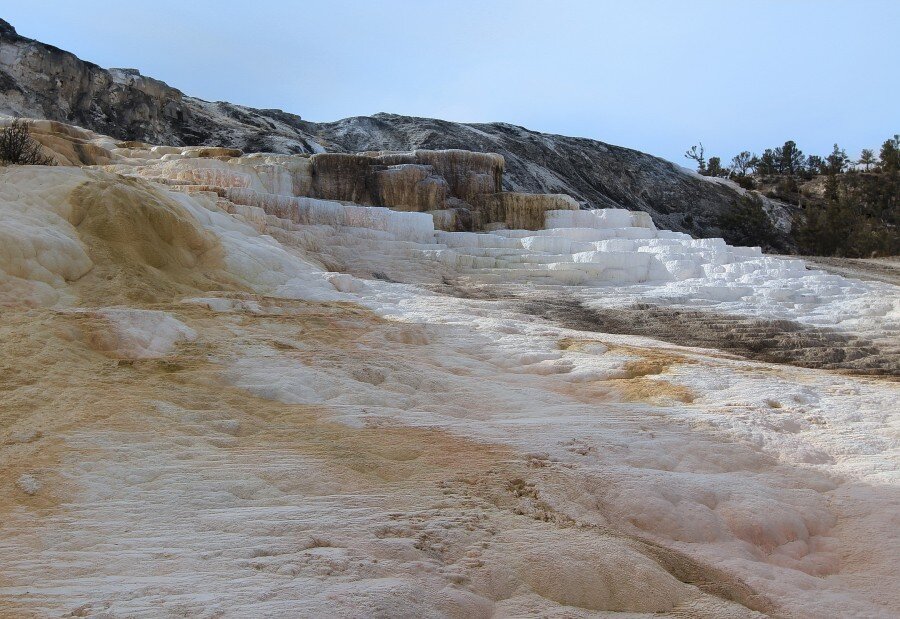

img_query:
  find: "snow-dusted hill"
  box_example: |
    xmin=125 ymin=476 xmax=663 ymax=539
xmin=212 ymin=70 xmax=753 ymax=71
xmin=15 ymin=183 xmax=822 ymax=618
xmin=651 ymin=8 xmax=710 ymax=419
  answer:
xmin=0 ymin=18 xmax=795 ymax=246
xmin=0 ymin=118 xmax=897 ymax=617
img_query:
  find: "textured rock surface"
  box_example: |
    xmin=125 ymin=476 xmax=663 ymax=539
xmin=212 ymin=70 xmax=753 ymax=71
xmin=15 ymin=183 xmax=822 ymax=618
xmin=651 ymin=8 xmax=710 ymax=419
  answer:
xmin=0 ymin=121 xmax=898 ymax=616
xmin=305 ymin=150 xmax=502 ymax=212
xmin=0 ymin=117 xmax=116 ymax=166
xmin=0 ymin=18 xmax=795 ymax=244
xmin=2 ymin=16 xmax=898 ymax=616
xmin=375 ymin=164 xmax=447 ymax=211
xmin=34 ymin=125 xmax=558 ymax=233
xmin=473 ymin=192 xmax=580 ymax=230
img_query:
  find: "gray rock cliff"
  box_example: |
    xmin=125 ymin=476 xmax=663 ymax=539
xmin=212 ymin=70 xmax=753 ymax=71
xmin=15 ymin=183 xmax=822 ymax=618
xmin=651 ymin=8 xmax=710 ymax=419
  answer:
xmin=0 ymin=18 xmax=795 ymax=246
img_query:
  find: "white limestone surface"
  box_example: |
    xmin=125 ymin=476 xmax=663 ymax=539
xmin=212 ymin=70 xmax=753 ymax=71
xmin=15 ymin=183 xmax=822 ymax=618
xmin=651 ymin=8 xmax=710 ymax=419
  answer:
xmin=0 ymin=147 xmax=897 ymax=618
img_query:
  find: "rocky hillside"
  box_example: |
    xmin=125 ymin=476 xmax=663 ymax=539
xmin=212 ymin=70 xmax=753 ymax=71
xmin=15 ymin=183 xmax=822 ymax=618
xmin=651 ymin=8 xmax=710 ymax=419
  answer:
xmin=0 ymin=18 xmax=797 ymax=245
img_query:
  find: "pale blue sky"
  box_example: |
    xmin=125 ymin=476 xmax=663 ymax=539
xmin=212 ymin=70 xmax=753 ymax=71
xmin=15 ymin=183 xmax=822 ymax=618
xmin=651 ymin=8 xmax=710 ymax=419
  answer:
xmin=4 ymin=1 xmax=897 ymax=163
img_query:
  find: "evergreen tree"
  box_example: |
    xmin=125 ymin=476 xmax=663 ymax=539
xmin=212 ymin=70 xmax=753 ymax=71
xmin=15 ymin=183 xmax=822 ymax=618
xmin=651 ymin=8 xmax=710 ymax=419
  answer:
xmin=825 ymin=144 xmax=849 ymax=175
xmin=795 ymin=177 xmax=899 ymax=257
xmin=775 ymin=140 xmax=804 ymax=176
xmin=684 ymin=143 xmax=706 ymax=173
xmin=879 ymin=134 xmax=900 ymax=171
xmin=824 ymin=173 xmax=840 ymax=201
xmin=756 ymin=149 xmax=778 ymax=175
xmin=729 ymin=151 xmax=755 ymax=176
xmin=717 ymin=194 xmax=782 ymax=250
xmin=805 ymin=155 xmax=825 ymax=175
xmin=858 ymin=149 xmax=876 ymax=171
xmin=706 ymin=156 xmax=728 ymax=177
xmin=712 ymin=133 xmax=898 ymax=257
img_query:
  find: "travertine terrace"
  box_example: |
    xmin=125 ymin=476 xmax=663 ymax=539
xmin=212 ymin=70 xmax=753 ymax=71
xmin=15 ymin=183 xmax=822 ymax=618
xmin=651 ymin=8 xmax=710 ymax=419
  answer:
xmin=0 ymin=118 xmax=898 ymax=617
xmin=0 ymin=16 xmax=798 ymax=245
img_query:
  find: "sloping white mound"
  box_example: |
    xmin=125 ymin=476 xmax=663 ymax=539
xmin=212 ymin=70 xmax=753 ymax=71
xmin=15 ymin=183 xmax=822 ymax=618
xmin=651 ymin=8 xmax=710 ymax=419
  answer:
xmin=0 ymin=125 xmax=897 ymax=617
xmin=0 ymin=166 xmax=343 ymax=307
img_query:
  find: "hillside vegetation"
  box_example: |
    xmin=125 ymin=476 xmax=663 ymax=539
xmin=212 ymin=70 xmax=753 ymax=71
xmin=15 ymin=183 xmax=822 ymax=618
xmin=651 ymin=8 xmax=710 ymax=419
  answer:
xmin=688 ymin=136 xmax=899 ymax=257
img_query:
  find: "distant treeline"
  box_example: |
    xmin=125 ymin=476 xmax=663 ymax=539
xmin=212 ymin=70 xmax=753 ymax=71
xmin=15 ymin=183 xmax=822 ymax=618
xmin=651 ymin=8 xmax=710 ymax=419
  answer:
xmin=685 ymin=136 xmax=899 ymax=257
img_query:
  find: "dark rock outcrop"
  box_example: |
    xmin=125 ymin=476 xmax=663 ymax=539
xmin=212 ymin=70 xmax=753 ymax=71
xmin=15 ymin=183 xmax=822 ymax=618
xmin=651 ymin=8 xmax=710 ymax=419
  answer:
xmin=0 ymin=18 xmax=796 ymax=245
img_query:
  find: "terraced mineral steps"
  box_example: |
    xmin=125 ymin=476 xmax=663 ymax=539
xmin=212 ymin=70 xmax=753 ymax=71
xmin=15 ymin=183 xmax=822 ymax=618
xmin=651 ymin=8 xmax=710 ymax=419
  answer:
xmin=0 ymin=19 xmax=799 ymax=245
xmin=1 ymin=117 xmax=898 ymax=617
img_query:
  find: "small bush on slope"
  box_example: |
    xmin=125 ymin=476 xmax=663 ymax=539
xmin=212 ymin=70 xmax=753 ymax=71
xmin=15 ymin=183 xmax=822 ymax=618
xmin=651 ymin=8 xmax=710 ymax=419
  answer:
xmin=0 ymin=119 xmax=55 ymax=166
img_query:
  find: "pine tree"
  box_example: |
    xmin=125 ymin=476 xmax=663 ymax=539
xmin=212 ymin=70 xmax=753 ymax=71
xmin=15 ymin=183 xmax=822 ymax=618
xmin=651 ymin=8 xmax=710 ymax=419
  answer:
xmin=805 ymin=155 xmax=825 ymax=175
xmin=825 ymin=144 xmax=848 ymax=175
xmin=858 ymin=149 xmax=876 ymax=171
xmin=776 ymin=140 xmax=804 ymax=176
xmin=729 ymin=151 xmax=755 ymax=177
xmin=706 ymin=156 xmax=728 ymax=177
xmin=717 ymin=194 xmax=781 ymax=250
xmin=756 ymin=149 xmax=778 ymax=175
xmin=684 ymin=143 xmax=706 ymax=173
xmin=879 ymin=134 xmax=900 ymax=171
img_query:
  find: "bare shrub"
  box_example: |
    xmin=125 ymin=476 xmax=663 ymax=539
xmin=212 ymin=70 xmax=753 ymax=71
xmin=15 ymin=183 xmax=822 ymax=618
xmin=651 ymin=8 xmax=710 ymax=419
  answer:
xmin=0 ymin=119 xmax=55 ymax=166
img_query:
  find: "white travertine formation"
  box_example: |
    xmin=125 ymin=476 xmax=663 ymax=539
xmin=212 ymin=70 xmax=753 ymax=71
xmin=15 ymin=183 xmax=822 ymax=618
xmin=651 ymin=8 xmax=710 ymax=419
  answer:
xmin=73 ymin=308 xmax=198 ymax=358
xmin=1 ymin=119 xmax=898 ymax=618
